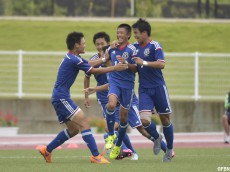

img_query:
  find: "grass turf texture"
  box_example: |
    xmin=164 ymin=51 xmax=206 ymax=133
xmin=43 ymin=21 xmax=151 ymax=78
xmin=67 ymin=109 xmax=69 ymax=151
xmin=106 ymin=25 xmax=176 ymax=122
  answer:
xmin=0 ymin=148 xmax=229 ymax=172
xmin=0 ymin=20 xmax=230 ymax=52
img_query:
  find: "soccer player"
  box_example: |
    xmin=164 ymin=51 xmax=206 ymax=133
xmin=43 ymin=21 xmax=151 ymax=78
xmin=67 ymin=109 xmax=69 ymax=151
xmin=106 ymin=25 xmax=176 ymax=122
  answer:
xmin=83 ymin=31 xmax=137 ymax=160
xmin=102 ymin=24 xmax=163 ymax=160
xmin=223 ymin=92 xmax=230 ymax=143
xmin=38 ymin=31 xmax=127 ymax=164
xmin=132 ymin=18 xmax=174 ymax=162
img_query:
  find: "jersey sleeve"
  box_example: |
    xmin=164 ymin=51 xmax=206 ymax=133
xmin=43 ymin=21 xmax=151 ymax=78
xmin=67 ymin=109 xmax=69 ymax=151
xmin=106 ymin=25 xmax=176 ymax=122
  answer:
xmin=154 ymin=42 xmax=165 ymax=62
xmin=74 ymin=56 xmax=93 ymax=74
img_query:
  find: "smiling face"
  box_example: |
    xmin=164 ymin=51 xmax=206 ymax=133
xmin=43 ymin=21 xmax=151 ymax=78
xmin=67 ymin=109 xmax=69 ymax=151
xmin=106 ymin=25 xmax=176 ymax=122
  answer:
xmin=76 ymin=37 xmax=86 ymax=54
xmin=116 ymin=27 xmax=130 ymax=46
xmin=133 ymin=28 xmax=144 ymax=44
xmin=133 ymin=28 xmax=149 ymax=46
xmin=94 ymin=37 xmax=109 ymax=53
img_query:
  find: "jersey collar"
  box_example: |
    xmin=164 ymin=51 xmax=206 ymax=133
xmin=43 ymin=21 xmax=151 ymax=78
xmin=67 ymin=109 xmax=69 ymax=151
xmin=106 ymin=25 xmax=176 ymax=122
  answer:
xmin=141 ymin=40 xmax=152 ymax=48
xmin=118 ymin=42 xmax=129 ymax=51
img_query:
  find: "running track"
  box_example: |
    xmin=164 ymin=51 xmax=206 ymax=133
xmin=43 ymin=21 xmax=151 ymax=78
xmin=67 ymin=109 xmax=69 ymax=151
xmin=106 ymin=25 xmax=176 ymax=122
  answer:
xmin=0 ymin=132 xmax=229 ymax=150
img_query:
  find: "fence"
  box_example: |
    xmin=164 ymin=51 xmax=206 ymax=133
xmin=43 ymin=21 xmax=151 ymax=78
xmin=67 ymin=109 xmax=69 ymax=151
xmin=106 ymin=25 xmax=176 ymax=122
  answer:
xmin=0 ymin=50 xmax=230 ymax=101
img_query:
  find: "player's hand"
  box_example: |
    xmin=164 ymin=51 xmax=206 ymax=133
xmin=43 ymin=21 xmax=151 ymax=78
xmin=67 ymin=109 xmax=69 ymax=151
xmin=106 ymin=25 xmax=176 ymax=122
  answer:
xmin=84 ymin=97 xmax=91 ymax=109
xmin=116 ymin=55 xmax=126 ymax=64
xmin=114 ymin=63 xmax=128 ymax=71
xmin=132 ymin=57 xmax=143 ymax=66
xmin=104 ymin=50 xmax=110 ymax=61
xmin=83 ymin=88 xmax=96 ymax=95
xmin=110 ymin=40 xmax=119 ymax=49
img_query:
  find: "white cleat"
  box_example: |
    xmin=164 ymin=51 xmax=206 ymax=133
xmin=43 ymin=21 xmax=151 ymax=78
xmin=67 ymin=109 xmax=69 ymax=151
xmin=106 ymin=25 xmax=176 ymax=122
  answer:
xmin=131 ymin=153 xmax=139 ymax=160
xmin=224 ymin=135 xmax=230 ymax=143
xmin=153 ymin=134 xmax=162 ymax=155
xmin=163 ymin=148 xmax=173 ymax=162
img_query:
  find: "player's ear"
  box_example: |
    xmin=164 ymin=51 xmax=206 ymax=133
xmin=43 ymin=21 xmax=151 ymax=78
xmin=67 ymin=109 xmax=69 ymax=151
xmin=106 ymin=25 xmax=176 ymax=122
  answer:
xmin=75 ymin=43 xmax=79 ymax=49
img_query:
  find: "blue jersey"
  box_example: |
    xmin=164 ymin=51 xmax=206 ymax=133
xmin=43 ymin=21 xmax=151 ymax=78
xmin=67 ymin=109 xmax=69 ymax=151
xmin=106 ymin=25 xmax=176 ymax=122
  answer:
xmin=52 ymin=52 xmax=92 ymax=100
xmin=108 ymin=43 xmax=137 ymax=89
xmin=86 ymin=53 xmax=109 ymax=104
xmin=133 ymin=40 xmax=166 ymax=88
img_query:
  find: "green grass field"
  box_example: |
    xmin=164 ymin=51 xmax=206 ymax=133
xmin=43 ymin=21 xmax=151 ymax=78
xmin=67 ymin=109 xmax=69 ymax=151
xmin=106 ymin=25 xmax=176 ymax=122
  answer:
xmin=0 ymin=148 xmax=228 ymax=172
xmin=0 ymin=19 xmax=230 ymax=52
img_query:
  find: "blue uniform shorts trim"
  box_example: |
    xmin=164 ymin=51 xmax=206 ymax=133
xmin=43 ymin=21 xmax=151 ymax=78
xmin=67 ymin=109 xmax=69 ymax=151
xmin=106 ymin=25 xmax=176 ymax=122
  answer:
xmin=52 ymin=98 xmax=79 ymax=124
xmin=139 ymin=85 xmax=172 ymax=114
xmin=108 ymin=83 xmax=134 ymax=110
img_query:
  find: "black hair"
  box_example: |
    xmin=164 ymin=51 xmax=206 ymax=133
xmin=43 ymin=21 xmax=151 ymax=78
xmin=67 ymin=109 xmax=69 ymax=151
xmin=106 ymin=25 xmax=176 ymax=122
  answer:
xmin=117 ymin=23 xmax=132 ymax=40
xmin=66 ymin=32 xmax=84 ymax=50
xmin=132 ymin=18 xmax=151 ymax=36
xmin=93 ymin=32 xmax=110 ymax=44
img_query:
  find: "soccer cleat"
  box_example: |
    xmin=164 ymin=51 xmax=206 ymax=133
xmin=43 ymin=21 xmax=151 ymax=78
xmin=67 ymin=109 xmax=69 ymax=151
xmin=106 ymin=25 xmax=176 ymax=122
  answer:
xmin=153 ymin=134 xmax=162 ymax=155
xmin=90 ymin=154 xmax=110 ymax=164
xmin=109 ymin=145 xmax=121 ymax=159
xmin=131 ymin=153 xmax=139 ymax=160
xmin=105 ymin=134 xmax=116 ymax=150
xmin=39 ymin=145 xmax=52 ymax=163
xmin=163 ymin=148 xmax=173 ymax=162
xmin=224 ymin=135 xmax=230 ymax=143
xmin=115 ymin=149 xmax=132 ymax=160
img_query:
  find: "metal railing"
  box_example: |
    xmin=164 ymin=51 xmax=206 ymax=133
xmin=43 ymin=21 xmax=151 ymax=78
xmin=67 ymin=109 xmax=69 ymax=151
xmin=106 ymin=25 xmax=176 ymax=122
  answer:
xmin=0 ymin=50 xmax=230 ymax=101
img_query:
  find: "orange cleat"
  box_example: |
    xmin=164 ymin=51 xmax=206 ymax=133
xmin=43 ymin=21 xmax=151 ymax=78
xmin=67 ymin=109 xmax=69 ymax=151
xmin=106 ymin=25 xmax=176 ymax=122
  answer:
xmin=39 ymin=145 xmax=52 ymax=163
xmin=172 ymin=150 xmax=175 ymax=158
xmin=90 ymin=154 xmax=110 ymax=164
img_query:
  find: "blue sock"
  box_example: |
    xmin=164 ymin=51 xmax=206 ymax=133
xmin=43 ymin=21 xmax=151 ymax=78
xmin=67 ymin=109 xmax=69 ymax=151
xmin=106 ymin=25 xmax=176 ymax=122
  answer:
xmin=144 ymin=121 xmax=159 ymax=140
xmin=82 ymin=129 xmax=99 ymax=156
xmin=115 ymin=131 xmax=129 ymax=150
xmin=122 ymin=133 xmax=136 ymax=153
xmin=163 ymin=123 xmax=174 ymax=149
xmin=104 ymin=133 xmax=108 ymax=140
xmin=116 ymin=122 xmax=128 ymax=147
xmin=47 ymin=129 xmax=70 ymax=152
xmin=121 ymin=142 xmax=128 ymax=150
xmin=105 ymin=107 xmax=115 ymax=135
xmin=161 ymin=140 xmax=167 ymax=152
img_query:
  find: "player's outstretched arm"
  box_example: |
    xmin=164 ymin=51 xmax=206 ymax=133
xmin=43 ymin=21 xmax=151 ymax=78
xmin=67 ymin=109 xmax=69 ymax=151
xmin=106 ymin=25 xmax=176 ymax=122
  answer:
xmin=88 ymin=58 xmax=105 ymax=67
xmin=133 ymin=57 xmax=165 ymax=69
xmin=116 ymin=55 xmax=137 ymax=73
xmin=89 ymin=63 xmax=127 ymax=75
xmin=83 ymin=83 xmax=109 ymax=95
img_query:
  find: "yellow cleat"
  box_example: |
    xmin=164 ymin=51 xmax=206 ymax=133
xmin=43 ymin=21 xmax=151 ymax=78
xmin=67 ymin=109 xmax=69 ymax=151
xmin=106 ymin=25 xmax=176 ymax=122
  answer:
xmin=109 ymin=145 xmax=121 ymax=159
xmin=90 ymin=154 xmax=110 ymax=164
xmin=39 ymin=145 xmax=52 ymax=163
xmin=105 ymin=134 xmax=116 ymax=150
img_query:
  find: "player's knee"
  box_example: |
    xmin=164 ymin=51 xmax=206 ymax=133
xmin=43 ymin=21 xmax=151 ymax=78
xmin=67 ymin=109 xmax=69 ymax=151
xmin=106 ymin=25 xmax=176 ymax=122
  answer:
xmin=106 ymin=103 xmax=116 ymax=111
xmin=140 ymin=112 xmax=152 ymax=126
xmin=66 ymin=129 xmax=78 ymax=137
xmin=160 ymin=115 xmax=170 ymax=126
xmin=141 ymin=119 xmax=150 ymax=126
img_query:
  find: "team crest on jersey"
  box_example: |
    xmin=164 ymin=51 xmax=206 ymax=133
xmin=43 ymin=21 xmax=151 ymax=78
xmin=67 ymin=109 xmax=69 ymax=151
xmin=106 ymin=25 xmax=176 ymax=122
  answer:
xmin=122 ymin=52 xmax=129 ymax=60
xmin=144 ymin=48 xmax=150 ymax=57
